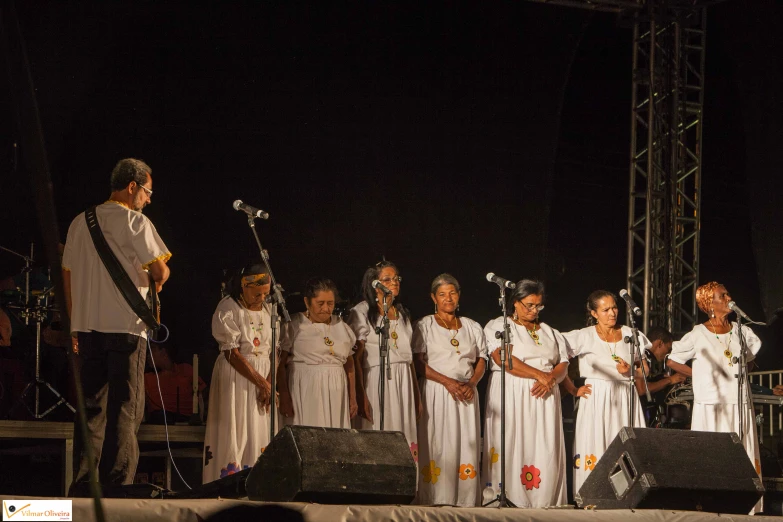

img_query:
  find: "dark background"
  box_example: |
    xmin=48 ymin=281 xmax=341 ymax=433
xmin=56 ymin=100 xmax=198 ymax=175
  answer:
xmin=2 ymin=1 xmax=782 ymax=377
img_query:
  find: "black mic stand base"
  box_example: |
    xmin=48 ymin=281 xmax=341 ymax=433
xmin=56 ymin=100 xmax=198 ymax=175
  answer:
xmin=482 ymin=495 xmax=517 ymax=508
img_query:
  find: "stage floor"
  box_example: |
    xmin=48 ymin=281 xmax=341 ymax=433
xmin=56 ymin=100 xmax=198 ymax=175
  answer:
xmin=1 ymin=497 xmax=778 ymax=522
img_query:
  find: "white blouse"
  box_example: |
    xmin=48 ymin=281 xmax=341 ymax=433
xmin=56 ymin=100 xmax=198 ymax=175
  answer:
xmin=347 ymin=301 xmax=413 ymax=367
xmin=211 ymin=297 xmax=275 ymax=356
xmin=669 ymin=323 xmax=761 ymax=405
xmin=411 ymin=315 xmax=488 ymax=382
xmin=281 ymin=312 xmax=356 ymax=366
xmin=562 ymin=325 xmax=651 ymax=381
xmin=483 ymin=317 xmax=568 ymax=373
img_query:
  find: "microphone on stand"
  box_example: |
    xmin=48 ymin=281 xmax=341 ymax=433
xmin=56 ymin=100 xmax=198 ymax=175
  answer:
xmin=372 ymin=280 xmax=393 ymax=295
xmin=486 ymin=273 xmax=516 ymax=289
xmin=233 ymin=200 xmax=269 ymax=220
xmin=728 ymin=301 xmax=752 ymax=322
xmin=619 ymin=289 xmax=642 ymax=316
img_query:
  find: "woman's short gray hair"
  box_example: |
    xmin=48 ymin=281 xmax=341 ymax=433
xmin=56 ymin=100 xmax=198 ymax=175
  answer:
xmin=430 ymin=273 xmax=460 ymax=295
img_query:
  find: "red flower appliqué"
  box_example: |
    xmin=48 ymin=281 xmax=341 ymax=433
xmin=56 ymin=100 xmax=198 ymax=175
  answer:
xmin=521 ymin=465 xmax=541 ymax=490
xmin=410 ymin=442 xmax=419 ymax=463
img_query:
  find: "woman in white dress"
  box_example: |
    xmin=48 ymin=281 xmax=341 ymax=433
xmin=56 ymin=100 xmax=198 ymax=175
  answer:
xmin=413 ymin=273 xmax=487 ymax=507
xmin=667 ymin=281 xmax=762 ymax=514
xmin=482 ymin=280 xmax=569 ymax=508
xmin=277 ymin=278 xmax=358 ymax=428
xmin=203 ymin=265 xmax=276 ymax=483
xmin=563 ymin=290 xmax=649 ymax=498
xmin=348 ymin=261 xmax=421 ymax=460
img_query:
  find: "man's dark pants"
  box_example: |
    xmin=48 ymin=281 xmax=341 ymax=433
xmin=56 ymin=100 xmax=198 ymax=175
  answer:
xmin=69 ymin=331 xmax=146 ymax=495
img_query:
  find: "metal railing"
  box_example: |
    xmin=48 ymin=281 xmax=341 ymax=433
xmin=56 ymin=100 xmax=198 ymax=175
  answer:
xmin=750 ymin=370 xmax=783 ymax=438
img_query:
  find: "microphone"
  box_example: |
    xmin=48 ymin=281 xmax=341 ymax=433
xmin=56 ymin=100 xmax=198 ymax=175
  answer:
xmin=233 ymin=200 xmax=269 ymax=220
xmin=728 ymin=301 xmax=752 ymax=322
xmin=486 ymin=273 xmax=516 ymax=289
xmin=372 ymin=280 xmax=393 ymax=295
xmin=619 ymin=289 xmax=642 ymax=316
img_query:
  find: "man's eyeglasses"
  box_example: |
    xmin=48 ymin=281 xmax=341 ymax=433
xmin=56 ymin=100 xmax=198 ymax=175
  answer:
xmin=137 ymin=184 xmax=153 ymax=196
xmin=519 ymin=302 xmax=545 ymax=312
xmin=379 ymin=276 xmax=402 ymax=284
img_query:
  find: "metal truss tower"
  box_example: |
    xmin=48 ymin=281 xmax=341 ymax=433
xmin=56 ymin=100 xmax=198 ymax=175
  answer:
xmin=528 ymin=0 xmax=713 ymax=334
xmin=626 ymin=5 xmax=706 ymax=335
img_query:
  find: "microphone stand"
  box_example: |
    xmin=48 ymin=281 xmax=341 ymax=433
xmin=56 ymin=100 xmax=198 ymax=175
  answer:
xmin=483 ymin=286 xmax=515 ymax=508
xmin=244 ymin=216 xmax=291 ymax=443
xmin=374 ymin=294 xmax=392 ymax=431
xmin=734 ymin=313 xmax=748 ymax=442
xmin=623 ymin=311 xmax=650 ymax=428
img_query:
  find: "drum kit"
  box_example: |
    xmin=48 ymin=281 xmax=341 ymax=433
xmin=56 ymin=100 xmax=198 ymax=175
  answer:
xmin=1 ymin=242 xmax=75 ymax=420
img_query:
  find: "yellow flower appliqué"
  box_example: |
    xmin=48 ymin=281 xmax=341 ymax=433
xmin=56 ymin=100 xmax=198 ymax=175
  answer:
xmin=489 ymin=447 xmax=499 ymax=468
xmin=421 ymin=460 xmax=441 ymax=484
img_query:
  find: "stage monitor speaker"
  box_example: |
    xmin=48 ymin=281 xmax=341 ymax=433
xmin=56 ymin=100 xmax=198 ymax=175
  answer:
xmin=577 ymin=427 xmax=764 ymax=513
xmin=246 ymin=426 xmax=416 ymax=504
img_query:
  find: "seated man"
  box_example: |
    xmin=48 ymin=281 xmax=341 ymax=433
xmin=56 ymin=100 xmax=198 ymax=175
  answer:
xmin=145 ymin=342 xmax=206 ymax=424
xmin=635 ymin=326 xmax=688 ymax=427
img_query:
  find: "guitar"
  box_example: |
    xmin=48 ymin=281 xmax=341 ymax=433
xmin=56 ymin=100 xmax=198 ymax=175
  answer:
xmin=147 ymin=271 xmax=161 ymax=339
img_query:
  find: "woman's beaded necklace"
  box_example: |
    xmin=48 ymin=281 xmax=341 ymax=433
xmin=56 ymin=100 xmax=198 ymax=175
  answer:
xmin=597 ymin=325 xmax=621 ymax=361
xmin=240 ymin=297 xmax=264 ymax=349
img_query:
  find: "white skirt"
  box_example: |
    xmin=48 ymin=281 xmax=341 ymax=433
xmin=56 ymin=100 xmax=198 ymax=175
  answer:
xmin=482 ymin=372 xmax=567 ymax=508
xmin=285 ymin=363 xmax=350 ymax=429
xmin=203 ymin=352 xmax=276 ymax=483
xmin=573 ymin=378 xmax=645 ymax=498
xmin=692 ymin=401 xmax=762 ymax=514
xmin=358 ymin=363 xmax=418 ymax=454
xmin=416 ymin=378 xmax=481 ymax=507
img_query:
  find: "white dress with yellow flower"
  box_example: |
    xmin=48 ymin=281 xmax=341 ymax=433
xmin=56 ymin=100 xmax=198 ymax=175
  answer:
xmin=413 ymin=315 xmax=488 ymax=507
xmin=347 ymin=301 xmax=418 ymax=460
xmin=481 ymin=317 xmax=569 ymax=508
xmin=669 ymin=323 xmax=762 ymax=514
xmin=563 ymin=326 xmax=649 ymax=498
xmin=203 ymin=297 xmax=277 ymax=483
xmin=281 ymin=312 xmax=357 ymax=429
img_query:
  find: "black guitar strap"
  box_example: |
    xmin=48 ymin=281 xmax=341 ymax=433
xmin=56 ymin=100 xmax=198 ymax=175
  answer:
xmin=84 ymin=206 xmax=160 ymax=332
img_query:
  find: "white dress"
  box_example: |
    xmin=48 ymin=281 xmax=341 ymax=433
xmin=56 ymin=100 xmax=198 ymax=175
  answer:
xmin=562 ymin=325 xmax=649 ymax=498
xmin=347 ymin=302 xmax=418 ymax=460
xmin=203 ymin=297 xmax=277 ymax=483
xmin=413 ymin=315 xmax=488 ymax=507
xmin=281 ymin=312 xmax=356 ymax=429
xmin=482 ymin=317 xmax=569 ymax=508
xmin=670 ymin=322 xmax=762 ymax=513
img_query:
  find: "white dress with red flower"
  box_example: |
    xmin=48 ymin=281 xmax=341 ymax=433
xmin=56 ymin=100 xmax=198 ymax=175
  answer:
xmin=203 ymin=297 xmax=277 ymax=484
xmin=481 ymin=317 xmax=569 ymax=508
xmin=413 ymin=315 xmax=488 ymax=507
xmin=563 ymin=326 xmax=649 ymax=498
xmin=347 ymin=301 xmax=418 ymax=460
xmin=670 ymin=323 xmax=762 ymax=514
xmin=281 ymin=312 xmax=357 ymax=429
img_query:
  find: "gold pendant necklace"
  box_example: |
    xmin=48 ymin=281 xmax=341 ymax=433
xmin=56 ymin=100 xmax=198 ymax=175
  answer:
xmin=709 ymin=318 xmax=733 ymax=366
xmin=321 ymin=318 xmax=335 ymax=355
xmin=437 ymin=313 xmax=461 ymax=354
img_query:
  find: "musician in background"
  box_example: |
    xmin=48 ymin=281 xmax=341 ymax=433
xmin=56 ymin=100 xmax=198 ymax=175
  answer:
xmin=667 ymin=281 xmax=762 ymax=514
xmin=63 ymin=158 xmax=171 ymax=496
xmin=634 ymin=326 xmax=687 ymax=426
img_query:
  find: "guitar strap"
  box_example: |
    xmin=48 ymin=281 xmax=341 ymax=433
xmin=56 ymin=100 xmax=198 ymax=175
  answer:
xmin=84 ymin=206 xmax=160 ymax=332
